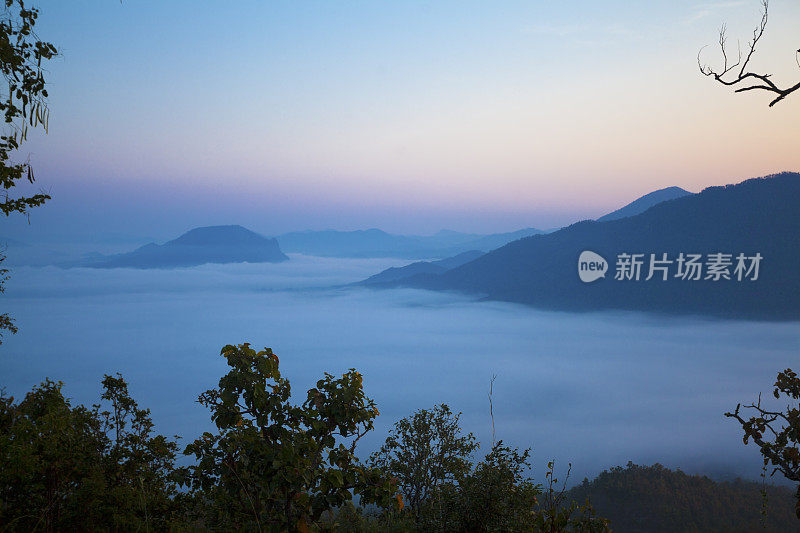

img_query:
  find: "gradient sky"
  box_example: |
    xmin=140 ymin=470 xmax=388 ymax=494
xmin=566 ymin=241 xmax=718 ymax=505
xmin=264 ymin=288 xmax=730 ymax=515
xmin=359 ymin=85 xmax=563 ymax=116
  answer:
xmin=6 ymin=0 xmax=800 ymax=241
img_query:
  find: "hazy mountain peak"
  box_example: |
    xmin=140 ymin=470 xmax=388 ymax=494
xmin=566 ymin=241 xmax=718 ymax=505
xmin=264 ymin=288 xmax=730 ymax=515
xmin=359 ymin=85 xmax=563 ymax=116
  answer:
xmin=597 ymin=186 xmax=693 ymax=222
xmin=169 ymin=225 xmax=268 ymax=246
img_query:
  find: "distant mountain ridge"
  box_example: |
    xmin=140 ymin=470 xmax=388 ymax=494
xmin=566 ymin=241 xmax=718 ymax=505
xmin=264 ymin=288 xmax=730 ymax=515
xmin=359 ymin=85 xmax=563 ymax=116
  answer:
xmin=359 ymin=250 xmax=484 ymax=286
xmin=388 ymin=172 xmax=800 ymax=320
xmin=326 ymin=185 xmax=692 ymax=263
xmin=598 ymin=186 xmax=693 ymax=222
xmin=276 ymin=227 xmax=544 ymax=259
xmin=566 ymin=463 xmax=798 ymax=532
xmin=71 ymin=225 xmax=288 ymax=268
xmin=355 ymin=184 xmax=700 ymax=288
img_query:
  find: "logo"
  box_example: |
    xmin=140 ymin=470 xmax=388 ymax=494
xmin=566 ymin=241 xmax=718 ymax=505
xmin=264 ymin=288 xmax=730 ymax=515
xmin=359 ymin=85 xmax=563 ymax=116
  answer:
xmin=578 ymin=250 xmax=608 ymax=283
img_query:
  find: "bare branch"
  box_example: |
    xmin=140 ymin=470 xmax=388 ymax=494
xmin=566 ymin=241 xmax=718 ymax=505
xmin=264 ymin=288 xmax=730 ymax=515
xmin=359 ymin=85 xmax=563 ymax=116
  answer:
xmin=698 ymin=0 xmax=799 ymax=106
xmin=488 ymin=374 xmax=497 ymax=447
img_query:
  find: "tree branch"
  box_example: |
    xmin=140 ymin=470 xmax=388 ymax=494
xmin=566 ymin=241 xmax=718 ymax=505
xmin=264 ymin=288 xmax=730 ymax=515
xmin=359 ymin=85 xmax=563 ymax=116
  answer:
xmin=698 ymin=0 xmax=799 ymax=106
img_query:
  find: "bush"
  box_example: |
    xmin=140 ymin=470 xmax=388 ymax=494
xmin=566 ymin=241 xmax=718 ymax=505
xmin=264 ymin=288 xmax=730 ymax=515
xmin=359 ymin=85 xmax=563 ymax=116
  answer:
xmin=0 ymin=375 xmax=180 ymax=531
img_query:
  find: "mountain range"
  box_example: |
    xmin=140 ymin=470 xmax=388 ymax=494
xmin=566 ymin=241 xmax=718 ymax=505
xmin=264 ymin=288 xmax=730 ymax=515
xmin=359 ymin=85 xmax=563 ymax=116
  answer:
xmin=275 ymin=227 xmax=544 ymax=259
xmin=7 ymin=182 xmax=699 ymax=269
xmin=361 ymin=184 xmax=698 ymax=287
xmin=275 ymin=186 xmax=697 ymax=260
xmin=373 ymin=172 xmax=799 ymax=320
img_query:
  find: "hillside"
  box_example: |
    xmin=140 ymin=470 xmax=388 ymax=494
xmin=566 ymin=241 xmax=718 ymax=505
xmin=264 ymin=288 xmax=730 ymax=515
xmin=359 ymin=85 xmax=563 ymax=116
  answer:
xmin=74 ymin=225 xmax=288 ymax=268
xmin=597 ymin=186 xmax=693 ymax=222
xmin=396 ymin=172 xmax=800 ymax=320
xmin=565 ymin=463 xmax=799 ymax=532
xmin=359 ymin=250 xmax=484 ymax=285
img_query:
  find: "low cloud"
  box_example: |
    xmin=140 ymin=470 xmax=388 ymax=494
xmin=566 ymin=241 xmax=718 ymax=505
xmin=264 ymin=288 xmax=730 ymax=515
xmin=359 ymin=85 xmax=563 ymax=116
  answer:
xmin=2 ymin=257 xmax=796 ymax=484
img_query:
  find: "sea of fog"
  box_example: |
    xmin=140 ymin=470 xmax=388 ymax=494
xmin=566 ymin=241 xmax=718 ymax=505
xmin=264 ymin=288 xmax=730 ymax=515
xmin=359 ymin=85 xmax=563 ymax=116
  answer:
xmin=2 ymin=254 xmax=798 ymax=485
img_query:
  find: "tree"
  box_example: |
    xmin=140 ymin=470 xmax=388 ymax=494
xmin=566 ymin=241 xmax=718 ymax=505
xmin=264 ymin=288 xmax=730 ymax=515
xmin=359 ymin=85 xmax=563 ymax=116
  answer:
xmin=448 ymin=445 xmax=608 ymax=533
xmin=367 ymin=404 xmax=609 ymax=532
xmin=0 ymin=0 xmax=58 ymax=341
xmin=368 ymin=404 xmax=478 ymax=527
xmin=0 ymin=375 xmax=181 ymax=531
xmin=178 ymin=343 xmax=401 ymax=531
xmin=95 ymin=373 xmax=182 ymax=530
xmin=448 ymin=441 xmax=542 ymax=531
xmin=726 ymin=368 xmax=800 ymax=519
xmin=698 ymin=0 xmax=800 ymax=106
xmin=0 ymin=252 xmax=15 ymax=337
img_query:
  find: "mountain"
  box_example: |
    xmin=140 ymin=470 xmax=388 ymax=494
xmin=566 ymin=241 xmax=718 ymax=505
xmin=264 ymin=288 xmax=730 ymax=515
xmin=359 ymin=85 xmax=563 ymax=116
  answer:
xmin=597 ymin=186 xmax=692 ymax=222
xmin=359 ymin=250 xmax=484 ymax=285
xmin=277 ymin=229 xmax=431 ymax=258
xmin=277 ymin=228 xmax=545 ymax=259
xmin=392 ymin=172 xmax=800 ymax=319
xmin=565 ymin=463 xmax=798 ymax=532
xmin=73 ymin=225 xmax=288 ymax=268
xmin=458 ymin=228 xmax=544 ymax=251
xmin=278 ymin=185 xmax=698 ymax=260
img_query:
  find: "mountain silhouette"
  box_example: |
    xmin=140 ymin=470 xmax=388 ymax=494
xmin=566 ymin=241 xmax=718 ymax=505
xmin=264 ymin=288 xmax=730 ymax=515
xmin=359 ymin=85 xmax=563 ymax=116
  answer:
xmin=597 ymin=186 xmax=693 ymax=222
xmin=277 ymin=228 xmax=544 ymax=259
xmin=390 ymin=172 xmax=800 ymax=320
xmin=359 ymin=250 xmax=484 ymax=285
xmin=73 ymin=225 xmax=288 ymax=268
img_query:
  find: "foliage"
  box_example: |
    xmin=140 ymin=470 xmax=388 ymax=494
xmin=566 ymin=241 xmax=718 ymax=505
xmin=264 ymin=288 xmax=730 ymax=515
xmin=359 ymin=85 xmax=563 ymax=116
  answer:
xmin=444 ymin=441 xmax=542 ymax=531
xmin=0 ymin=0 xmax=58 ymax=342
xmin=0 ymin=348 xmax=610 ymax=532
xmin=532 ymin=461 xmax=610 ymax=533
xmin=368 ymin=403 xmax=478 ymax=525
xmin=364 ymin=404 xmax=608 ymax=532
xmin=445 ymin=444 xmax=608 ymax=533
xmin=566 ymin=462 xmax=799 ymax=532
xmin=334 ymin=503 xmax=417 ymax=533
xmin=177 ymin=343 xmax=401 ymax=531
xmin=0 ymin=375 xmax=180 ymax=531
xmin=726 ymin=368 xmax=800 ymax=519
xmin=0 ymin=250 xmax=16 ymax=341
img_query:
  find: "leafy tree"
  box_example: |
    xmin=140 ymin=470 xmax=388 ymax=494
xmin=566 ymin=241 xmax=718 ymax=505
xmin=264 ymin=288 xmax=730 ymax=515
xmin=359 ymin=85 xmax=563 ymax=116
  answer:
xmin=445 ymin=441 xmax=541 ymax=531
xmin=0 ymin=375 xmax=180 ymax=531
xmin=446 ymin=444 xmax=608 ymax=533
xmin=0 ymin=0 xmax=58 ymax=341
xmin=726 ymin=368 xmax=800 ymax=519
xmin=366 ymin=404 xmax=608 ymax=532
xmin=95 ymin=373 xmax=182 ymax=530
xmin=368 ymin=404 xmax=478 ymax=526
xmin=178 ymin=343 xmax=401 ymax=531
xmin=0 ymin=250 xmax=15 ymax=337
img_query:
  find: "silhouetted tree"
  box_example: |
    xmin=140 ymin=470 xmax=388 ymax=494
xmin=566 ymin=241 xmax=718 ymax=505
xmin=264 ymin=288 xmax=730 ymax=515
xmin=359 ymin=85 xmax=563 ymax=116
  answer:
xmin=177 ymin=343 xmax=401 ymax=531
xmin=368 ymin=404 xmax=478 ymax=528
xmin=366 ymin=404 xmax=609 ymax=532
xmin=726 ymin=368 xmax=800 ymax=519
xmin=698 ymin=0 xmax=799 ymax=106
xmin=0 ymin=375 xmax=181 ymax=531
xmin=0 ymin=0 xmax=58 ymax=341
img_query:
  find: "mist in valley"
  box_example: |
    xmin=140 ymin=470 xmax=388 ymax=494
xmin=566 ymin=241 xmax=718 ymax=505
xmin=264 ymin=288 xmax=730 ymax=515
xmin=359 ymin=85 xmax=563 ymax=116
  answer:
xmin=2 ymin=254 xmax=796 ymax=486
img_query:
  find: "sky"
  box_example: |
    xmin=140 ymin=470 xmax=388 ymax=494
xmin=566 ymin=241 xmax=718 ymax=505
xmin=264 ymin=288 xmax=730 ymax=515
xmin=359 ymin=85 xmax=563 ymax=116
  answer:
xmin=6 ymin=0 xmax=800 ymax=241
